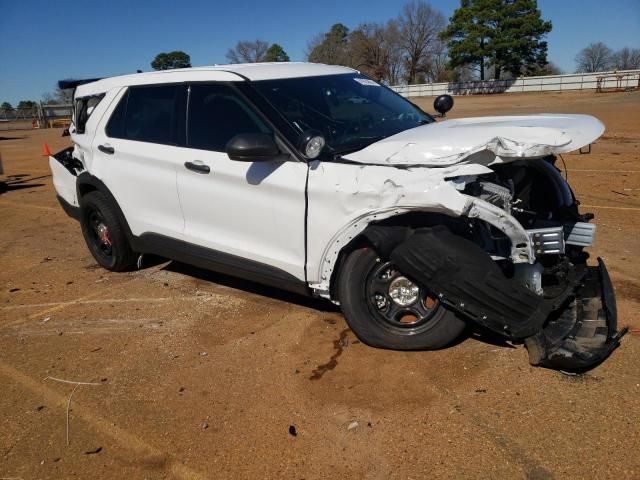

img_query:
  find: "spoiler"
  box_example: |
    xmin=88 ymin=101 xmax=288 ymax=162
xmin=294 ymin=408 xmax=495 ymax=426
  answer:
xmin=57 ymin=78 xmax=103 ymax=90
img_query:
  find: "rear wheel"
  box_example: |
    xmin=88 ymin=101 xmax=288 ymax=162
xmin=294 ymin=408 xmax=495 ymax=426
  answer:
xmin=80 ymin=191 xmax=137 ymax=271
xmin=338 ymin=247 xmax=466 ymax=350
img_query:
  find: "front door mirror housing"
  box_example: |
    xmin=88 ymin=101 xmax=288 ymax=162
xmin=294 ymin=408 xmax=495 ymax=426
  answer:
xmin=226 ymin=133 xmax=280 ymax=162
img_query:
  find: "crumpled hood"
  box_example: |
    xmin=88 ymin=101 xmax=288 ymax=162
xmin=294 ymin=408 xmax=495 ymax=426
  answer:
xmin=343 ymin=114 xmax=605 ymax=167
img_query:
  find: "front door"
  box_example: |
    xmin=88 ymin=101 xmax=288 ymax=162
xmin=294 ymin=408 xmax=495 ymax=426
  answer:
xmin=176 ymin=83 xmax=307 ymax=282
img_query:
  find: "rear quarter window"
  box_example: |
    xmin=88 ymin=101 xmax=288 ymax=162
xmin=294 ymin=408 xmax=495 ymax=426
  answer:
xmin=74 ymin=95 xmax=104 ymax=134
xmin=105 ymin=84 xmax=185 ymax=145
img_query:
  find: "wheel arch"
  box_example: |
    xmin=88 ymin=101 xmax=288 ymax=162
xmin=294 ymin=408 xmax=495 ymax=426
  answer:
xmin=76 ymin=172 xmax=136 ymax=244
xmin=325 ymin=210 xmax=472 ymax=302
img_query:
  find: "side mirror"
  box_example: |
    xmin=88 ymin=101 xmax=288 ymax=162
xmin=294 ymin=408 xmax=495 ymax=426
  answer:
xmin=226 ymin=133 xmax=280 ymax=162
xmin=433 ymin=94 xmax=454 ymax=117
xmin=62 ymin=128 xmax=70 ymax=137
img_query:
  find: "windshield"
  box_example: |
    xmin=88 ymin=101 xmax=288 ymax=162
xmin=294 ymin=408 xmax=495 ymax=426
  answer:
xmin=252 ymin=73 xmax=433 ymax=156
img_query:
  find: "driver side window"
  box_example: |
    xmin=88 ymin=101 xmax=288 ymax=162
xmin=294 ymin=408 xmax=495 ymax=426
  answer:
xmin=187 ymin=84 xmax=271 ymax=152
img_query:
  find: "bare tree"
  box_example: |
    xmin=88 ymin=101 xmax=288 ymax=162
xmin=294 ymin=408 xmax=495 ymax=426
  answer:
xmin=42 ymin=86 xmax=73 ymax=105
xmin=397 ymin=1 xmax=446 ymax=84
xmin=226 ymin=40 xmax=270 ymax=63
xmin=575 ymin=42 xmax=613 ymax=73
xmin=423 ymin=37 xmax=449 ymax=82
xmin=349 ymin=22 xmax=398 ymax=82
xmin=612 ymin=47 xmax=640 ymax=70
xmin=384 ymin=20 xmax=405 ymax=85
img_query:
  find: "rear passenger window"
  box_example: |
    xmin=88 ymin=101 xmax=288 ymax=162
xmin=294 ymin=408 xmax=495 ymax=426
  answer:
xmin=106 ymin=84 xmax=185 ymax=145
xmin=187 ymin=84 xmax=271 ymax=152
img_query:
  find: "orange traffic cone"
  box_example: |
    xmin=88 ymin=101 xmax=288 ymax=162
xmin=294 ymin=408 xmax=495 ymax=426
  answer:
xmin=42 ymin=143 xmax=52 ymax=157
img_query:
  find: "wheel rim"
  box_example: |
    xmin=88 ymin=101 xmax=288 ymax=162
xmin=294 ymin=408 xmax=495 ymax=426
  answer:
xmin=86 ymin=208 xmax=113 ymax=258
xmin=365 ymin=260 xmax=440 ymax=329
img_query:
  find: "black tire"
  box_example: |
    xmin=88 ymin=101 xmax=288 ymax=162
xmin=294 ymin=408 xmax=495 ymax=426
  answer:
xmin=80 ymin=191 xmax=137 ymax=271
xmin=338 ymin=247 xmax=466 ymax=350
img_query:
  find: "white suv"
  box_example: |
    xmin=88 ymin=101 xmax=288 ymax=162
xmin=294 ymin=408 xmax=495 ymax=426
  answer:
xmin=50 ymin=63 xmax=624 ymax=371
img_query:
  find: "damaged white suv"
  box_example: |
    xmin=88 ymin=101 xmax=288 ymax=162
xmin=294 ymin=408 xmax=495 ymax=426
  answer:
xmin=50 ymin=63 xmax=625 ymax=371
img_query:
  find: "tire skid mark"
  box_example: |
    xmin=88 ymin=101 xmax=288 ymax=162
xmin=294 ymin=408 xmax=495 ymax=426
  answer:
xmin=0 ymin=200 xmax=61 ymax=212
xmin=2 ymin=317 xmax=168 ymax=337
xmin=1 ymin=267 xmax=172 ymax=329
xmin=1 ymin=296 xmax=203 ymax=310
xmin=469 ymin=412 xmax=555 ymax=480
xmin=0 ymin=361 xmax=205 ymax=480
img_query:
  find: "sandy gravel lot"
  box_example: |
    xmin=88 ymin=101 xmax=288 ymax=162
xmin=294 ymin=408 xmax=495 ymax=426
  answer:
xmin=1 ymin=90 xmax=639 ymax=479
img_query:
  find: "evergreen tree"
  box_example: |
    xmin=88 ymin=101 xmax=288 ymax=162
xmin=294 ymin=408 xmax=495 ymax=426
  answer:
xmin=441 ymin=0 xmax=551 ymax=80
xmin=151 ymin=51 xmax=191 ymax=70
xmin=264 ymin=44 xmax=290 ymax=62
xmin=308 ymin=24 xmax=350 ymax=65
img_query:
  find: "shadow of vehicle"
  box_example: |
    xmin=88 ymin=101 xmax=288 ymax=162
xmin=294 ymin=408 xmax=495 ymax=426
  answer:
xmin=162 ymin=260 xmax=340 ymax=313
xmin=154 ymin=259 xmax=518 ymax=352
xmin=0 ymin=174 xmax=50 ymax=195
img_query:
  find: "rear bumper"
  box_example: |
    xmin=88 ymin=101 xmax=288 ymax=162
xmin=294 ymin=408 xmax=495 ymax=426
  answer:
xmin=56 ymin=194 xmax=80 ymax=221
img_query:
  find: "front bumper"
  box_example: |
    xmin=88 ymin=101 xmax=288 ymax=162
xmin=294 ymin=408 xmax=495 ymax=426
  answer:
xmin=388 ymin=226 xmax=626 ymax=372
xmin=526 ymin=258 xmax=627 ymax=371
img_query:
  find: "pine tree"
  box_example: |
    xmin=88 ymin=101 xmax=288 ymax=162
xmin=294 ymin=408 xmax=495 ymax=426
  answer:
xmin=264 ymin=44 xmax=290 ymax=62
xmin=441 ymin=0 xmax=551 ymax=80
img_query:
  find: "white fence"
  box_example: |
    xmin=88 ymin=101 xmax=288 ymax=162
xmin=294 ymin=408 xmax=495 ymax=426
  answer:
xmin=390 ymin=69 xmax=640 ymax=97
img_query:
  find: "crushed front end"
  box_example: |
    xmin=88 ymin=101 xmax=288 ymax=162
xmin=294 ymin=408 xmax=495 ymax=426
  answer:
xmin=387 ymin=156 xmax=626 ymax=371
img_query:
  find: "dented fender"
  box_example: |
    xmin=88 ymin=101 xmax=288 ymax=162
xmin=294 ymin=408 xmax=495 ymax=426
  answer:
xmin=306 ymin=160 xmax=534 ymax=297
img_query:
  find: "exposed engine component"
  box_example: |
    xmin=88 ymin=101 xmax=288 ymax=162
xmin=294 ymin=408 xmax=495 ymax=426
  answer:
xmin=470 ymin=180 xmax=513 ymax=212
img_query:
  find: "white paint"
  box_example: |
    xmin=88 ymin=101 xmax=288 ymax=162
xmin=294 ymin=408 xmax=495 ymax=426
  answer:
xmin=344 ymin=114 xmax=605 ymax=167
xmin=75 ymin=63 xmax=356 ymax=97
xmin=48 ymin=156 xmax=78 ymax=206
xmin=48 ymin=65 xmax=607 ymax=302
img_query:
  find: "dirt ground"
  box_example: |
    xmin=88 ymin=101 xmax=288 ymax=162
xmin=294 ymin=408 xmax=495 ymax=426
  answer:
xmin=1 ymin=90 xmax=639 ymax=480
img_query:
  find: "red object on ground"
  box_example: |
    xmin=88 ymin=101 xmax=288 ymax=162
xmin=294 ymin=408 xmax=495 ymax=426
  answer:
xmin=42 ymin=143 xmax=52 ymax=156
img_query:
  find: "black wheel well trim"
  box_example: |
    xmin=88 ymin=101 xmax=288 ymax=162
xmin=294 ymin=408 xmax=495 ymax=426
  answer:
xmin=329 ymin=223 xmax=415 ymax=301
xmin=76 ymin=172 xmax=135 ymax=243
xmin=327 ymin=211 xmax=493 ymax=302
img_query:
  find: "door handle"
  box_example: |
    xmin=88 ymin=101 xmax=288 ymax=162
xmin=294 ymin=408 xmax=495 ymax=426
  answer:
xmin=98 ymin=144 xmax=115 ymax=155
xmin=184 ymin=161 xmax=210 ymax=174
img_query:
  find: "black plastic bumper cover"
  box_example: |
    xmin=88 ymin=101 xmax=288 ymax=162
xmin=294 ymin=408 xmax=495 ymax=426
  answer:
xmin=56 ymin=194 xmax=80 ymax=221
xmin=525 ymin=258 xmax=627 ymax=371
xmin=389 ymin=226 xmax=626 ymax=372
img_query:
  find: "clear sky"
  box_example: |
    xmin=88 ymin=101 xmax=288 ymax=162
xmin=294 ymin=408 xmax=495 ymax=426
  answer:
xmin=1 ymin=0 xmax=638 ymax=105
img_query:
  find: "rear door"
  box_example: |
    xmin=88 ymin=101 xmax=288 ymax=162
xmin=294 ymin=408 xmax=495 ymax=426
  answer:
xmin=90 ymin=84 xmax=188 ymax=239
xmin=176 ymin=83 xmax=307 ymax=282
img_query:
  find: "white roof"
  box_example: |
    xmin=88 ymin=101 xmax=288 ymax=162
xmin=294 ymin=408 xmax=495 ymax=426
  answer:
xmin=75 ymin=62 xmax=356 ymax=97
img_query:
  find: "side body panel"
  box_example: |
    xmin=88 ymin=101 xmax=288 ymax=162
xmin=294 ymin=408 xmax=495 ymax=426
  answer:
xmin=90 ymin=89 xmax=186 ymax=240
xmin=177 ymin=150 xmax=308 ymax=281
xmin=305 ymin=161 xmax=490 ymax=294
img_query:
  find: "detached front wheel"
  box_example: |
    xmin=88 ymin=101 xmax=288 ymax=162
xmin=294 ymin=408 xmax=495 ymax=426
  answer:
xmin=338 ymin=247 xmax=466 ymax=350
